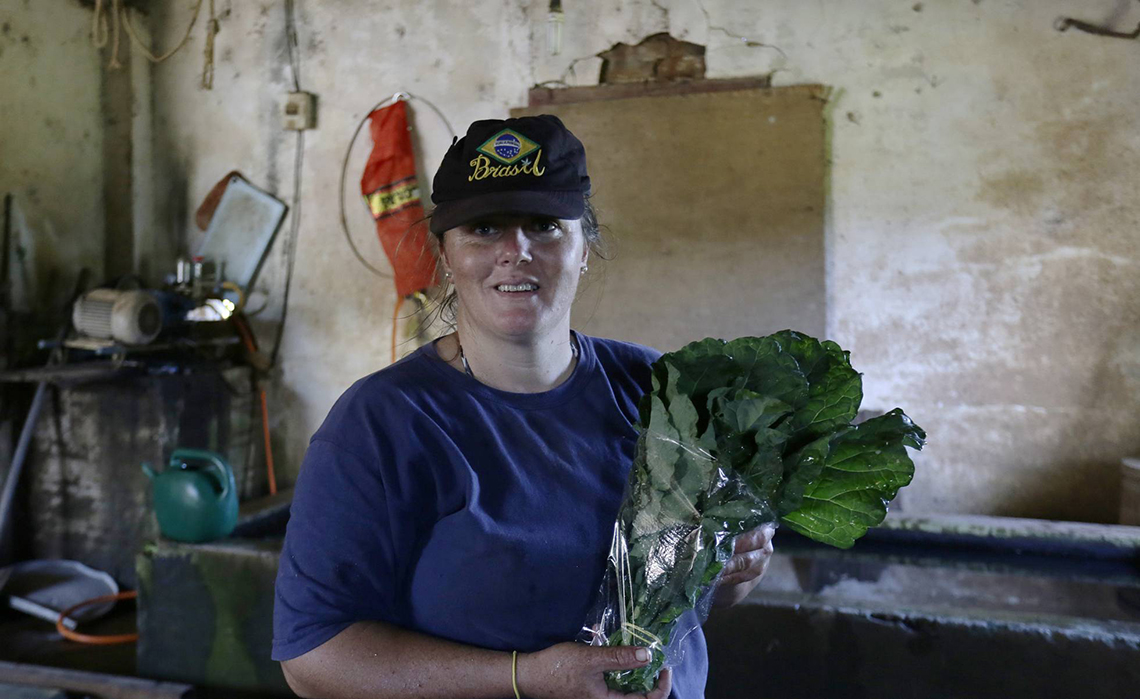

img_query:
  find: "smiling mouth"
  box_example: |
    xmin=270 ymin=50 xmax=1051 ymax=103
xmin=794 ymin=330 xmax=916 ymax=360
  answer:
xmin=495 ymin=283 xmax=539 ymax=293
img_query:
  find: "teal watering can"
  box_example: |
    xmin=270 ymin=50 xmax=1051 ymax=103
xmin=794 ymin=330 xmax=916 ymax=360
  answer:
xmin=142 ymin=449 xmax=238 ymax=543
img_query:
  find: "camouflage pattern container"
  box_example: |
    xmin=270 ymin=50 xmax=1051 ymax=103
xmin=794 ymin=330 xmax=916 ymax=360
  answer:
xmin=136 ymin=538 xmax=290 ymax=695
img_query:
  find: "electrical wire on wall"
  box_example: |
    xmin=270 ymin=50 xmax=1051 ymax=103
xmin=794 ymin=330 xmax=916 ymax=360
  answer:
xmin=270 ymin=0 xmax=305 ymax=369
xmin=229 ymin=0 xmax=307 ymax=497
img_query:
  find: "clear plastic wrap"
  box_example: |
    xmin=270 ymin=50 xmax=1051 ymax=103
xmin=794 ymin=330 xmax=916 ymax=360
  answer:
xmin=579 ymin=430 xmax=775 ymax=694
xmin=577 ymin=332 xmax=926 ymax=694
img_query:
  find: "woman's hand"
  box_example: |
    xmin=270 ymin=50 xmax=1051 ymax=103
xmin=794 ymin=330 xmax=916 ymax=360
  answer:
xmin=713 ymin=523 xmax=776 ymax=608
xmin=516 ymin=642 xmax=672 ymax=699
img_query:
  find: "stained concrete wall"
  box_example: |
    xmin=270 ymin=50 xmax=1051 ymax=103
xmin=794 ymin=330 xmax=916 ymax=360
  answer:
xmin=144 ymin=1 xmax=1140 ymax=522
xmin=0 ymin=0 xmax=157 ymax=309
xmin=0 ymin=1 xmax=105 ymax=312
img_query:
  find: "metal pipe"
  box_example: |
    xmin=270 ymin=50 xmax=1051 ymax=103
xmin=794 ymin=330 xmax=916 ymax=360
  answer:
xmin=0 ymin=379 xmax=49 ymax=565
xmin=775 ymin=520 xmax=1140 ymax=587
xmin=0 ymin=268 xmax=88 ymax=565
xmin=8 ymin=593 xmax=78 ymax=630
xmin=2 ymin=193 xmax=12 ymax=304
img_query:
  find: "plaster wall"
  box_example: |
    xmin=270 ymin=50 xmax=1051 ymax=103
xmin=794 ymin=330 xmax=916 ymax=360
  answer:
xmin=0 ymin=1 xmax=105 ymax=311
xmin=149 ymin=1 xmax=1140 ymax=521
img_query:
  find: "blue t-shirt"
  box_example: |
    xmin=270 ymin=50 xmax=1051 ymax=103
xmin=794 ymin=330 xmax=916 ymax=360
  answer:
xmin=272 ymin=332 xmax=707 ymax=699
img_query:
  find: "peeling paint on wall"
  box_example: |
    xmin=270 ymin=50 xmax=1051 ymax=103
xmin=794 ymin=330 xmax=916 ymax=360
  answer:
xmin=0 ymin=3 xmax=105 ymax=312
xmin=141 ymin=0 xmax=1140 ymax=522
xmin=597 ymin=32 xmax=706 ymax=82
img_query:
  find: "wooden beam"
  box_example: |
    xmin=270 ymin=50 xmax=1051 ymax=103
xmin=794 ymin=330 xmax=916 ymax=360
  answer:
xmin=0 ymin=661 xmax=193 ymax=699
xmin=528 ymin=76 xmax=778 ymax=108
xmin=76 ymin=0 xmax=150 ymax=12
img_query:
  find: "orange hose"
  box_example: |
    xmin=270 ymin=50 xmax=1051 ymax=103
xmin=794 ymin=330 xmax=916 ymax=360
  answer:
xmin=55 ymin=591 xmax=138 ymax=645
xmin=260 ymin=387 xmax=277 ymax=495
xmin=232 ymin=314 xmax=258 ymax=352
xmin=391 ymin=295 xmax=406 ymax=365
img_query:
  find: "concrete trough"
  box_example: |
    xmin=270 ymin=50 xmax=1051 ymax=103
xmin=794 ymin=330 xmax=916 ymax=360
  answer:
xmin=137 ymin=512 xmax=1140 ymax=697
xmin=704 ymin=515 xmax=1140 ymax=698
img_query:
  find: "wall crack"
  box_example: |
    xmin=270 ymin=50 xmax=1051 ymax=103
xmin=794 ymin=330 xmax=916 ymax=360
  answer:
xmin=693 ymin=0 xmax=786 ymax=59
xmin=649 ymin=0 xmax=671 ymax=30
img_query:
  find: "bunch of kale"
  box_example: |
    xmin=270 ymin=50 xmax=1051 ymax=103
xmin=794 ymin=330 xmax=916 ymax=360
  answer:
xmin=585 ymin=331 xmax=926 ymax=693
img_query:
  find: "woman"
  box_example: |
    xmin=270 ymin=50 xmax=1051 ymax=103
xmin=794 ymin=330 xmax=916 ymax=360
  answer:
xmin=273 ymin=115 xmax=775 ymax=699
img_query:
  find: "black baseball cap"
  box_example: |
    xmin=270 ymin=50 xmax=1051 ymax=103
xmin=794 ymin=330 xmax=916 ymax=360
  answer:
xmin=429 ymin=115 xmax=591 ymax=234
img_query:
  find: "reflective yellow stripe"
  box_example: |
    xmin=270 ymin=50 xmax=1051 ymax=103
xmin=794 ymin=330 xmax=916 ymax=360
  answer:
xmin=366 ymin=180 xmax=421 ymax=219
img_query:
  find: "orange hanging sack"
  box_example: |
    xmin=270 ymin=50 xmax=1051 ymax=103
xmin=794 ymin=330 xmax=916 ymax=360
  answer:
xmin=360 ymin=100 xmax=438 ymax=298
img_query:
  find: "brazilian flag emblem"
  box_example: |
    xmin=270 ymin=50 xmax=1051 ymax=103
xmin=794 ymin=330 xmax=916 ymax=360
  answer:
xmin=477 ymin=129 xmax=540 ymax=165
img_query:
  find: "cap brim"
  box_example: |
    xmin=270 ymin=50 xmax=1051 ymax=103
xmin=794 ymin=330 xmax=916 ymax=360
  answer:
xmin=429 ymin=190 xmax=585 ymax=234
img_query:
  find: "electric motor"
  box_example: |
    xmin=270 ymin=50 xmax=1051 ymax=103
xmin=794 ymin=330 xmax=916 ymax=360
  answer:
xmin=72 ymin=289 xmax=162 ymax=345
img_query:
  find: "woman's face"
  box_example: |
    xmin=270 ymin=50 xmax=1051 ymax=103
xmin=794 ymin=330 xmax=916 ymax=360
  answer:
xmin=441 ymin=214 xmax=588 ymax=342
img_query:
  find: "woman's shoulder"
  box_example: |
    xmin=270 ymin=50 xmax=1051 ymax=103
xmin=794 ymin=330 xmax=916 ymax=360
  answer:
xmin=581 ymin=334 xmax=662 ymax=369
xmin=313 ymin=346 xmax=443 ymax=442
xmin=344 ymin=347 xmax=436 ymax=401
xmin=577 ymin=334 xmax=662 ymax=404
xmin=573 ymin=334 xmax=660 ymax=424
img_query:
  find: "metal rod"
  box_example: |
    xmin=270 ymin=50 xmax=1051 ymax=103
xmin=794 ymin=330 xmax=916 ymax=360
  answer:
xmin=0 ymin=268 xmax=88 ymax=565
xmin=0 ymin=380 xmax=48 ymax=564
xmin=1 ymin=193 xmax=11 ymax=305
xmin=7 ymin=594 xmax=78 ymax=630
xmin=1055 ymin=17 xmax=1140 ymax=40
xmin=775 ymin=524 xmax=1140 ymax=588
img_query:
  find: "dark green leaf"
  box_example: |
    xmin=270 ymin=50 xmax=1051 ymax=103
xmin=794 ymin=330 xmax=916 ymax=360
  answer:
xmin=780 ymin=409 xmax=925 ymax=548
xmin=775 ymin=433 xmax=834 ymax=517
xmin=603 ymin=333 xmax=924 ymax=693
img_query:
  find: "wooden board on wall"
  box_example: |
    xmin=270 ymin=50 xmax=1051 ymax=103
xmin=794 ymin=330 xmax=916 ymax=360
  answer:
xmin=514 ymin=83 xmax=827 ymax=351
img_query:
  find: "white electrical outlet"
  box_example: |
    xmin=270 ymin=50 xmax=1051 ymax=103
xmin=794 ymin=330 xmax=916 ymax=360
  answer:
xmin=284 ymin=92 xmax=316 ymax=130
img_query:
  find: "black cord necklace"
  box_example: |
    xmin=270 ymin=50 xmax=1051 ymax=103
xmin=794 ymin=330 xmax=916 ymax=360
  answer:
xmin=458 ymin=335 xmax=579 ymax=380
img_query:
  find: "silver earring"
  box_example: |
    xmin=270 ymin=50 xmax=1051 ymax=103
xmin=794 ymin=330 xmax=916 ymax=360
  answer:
xmin=580 ymin=265 xmax=588 ymax=274
xmin=444 ymin=271 xmax=452 ymax=280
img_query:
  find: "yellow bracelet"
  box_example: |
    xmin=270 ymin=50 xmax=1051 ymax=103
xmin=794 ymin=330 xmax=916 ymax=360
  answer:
xmin=512 ymin=650 xmax=521 ymax=699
